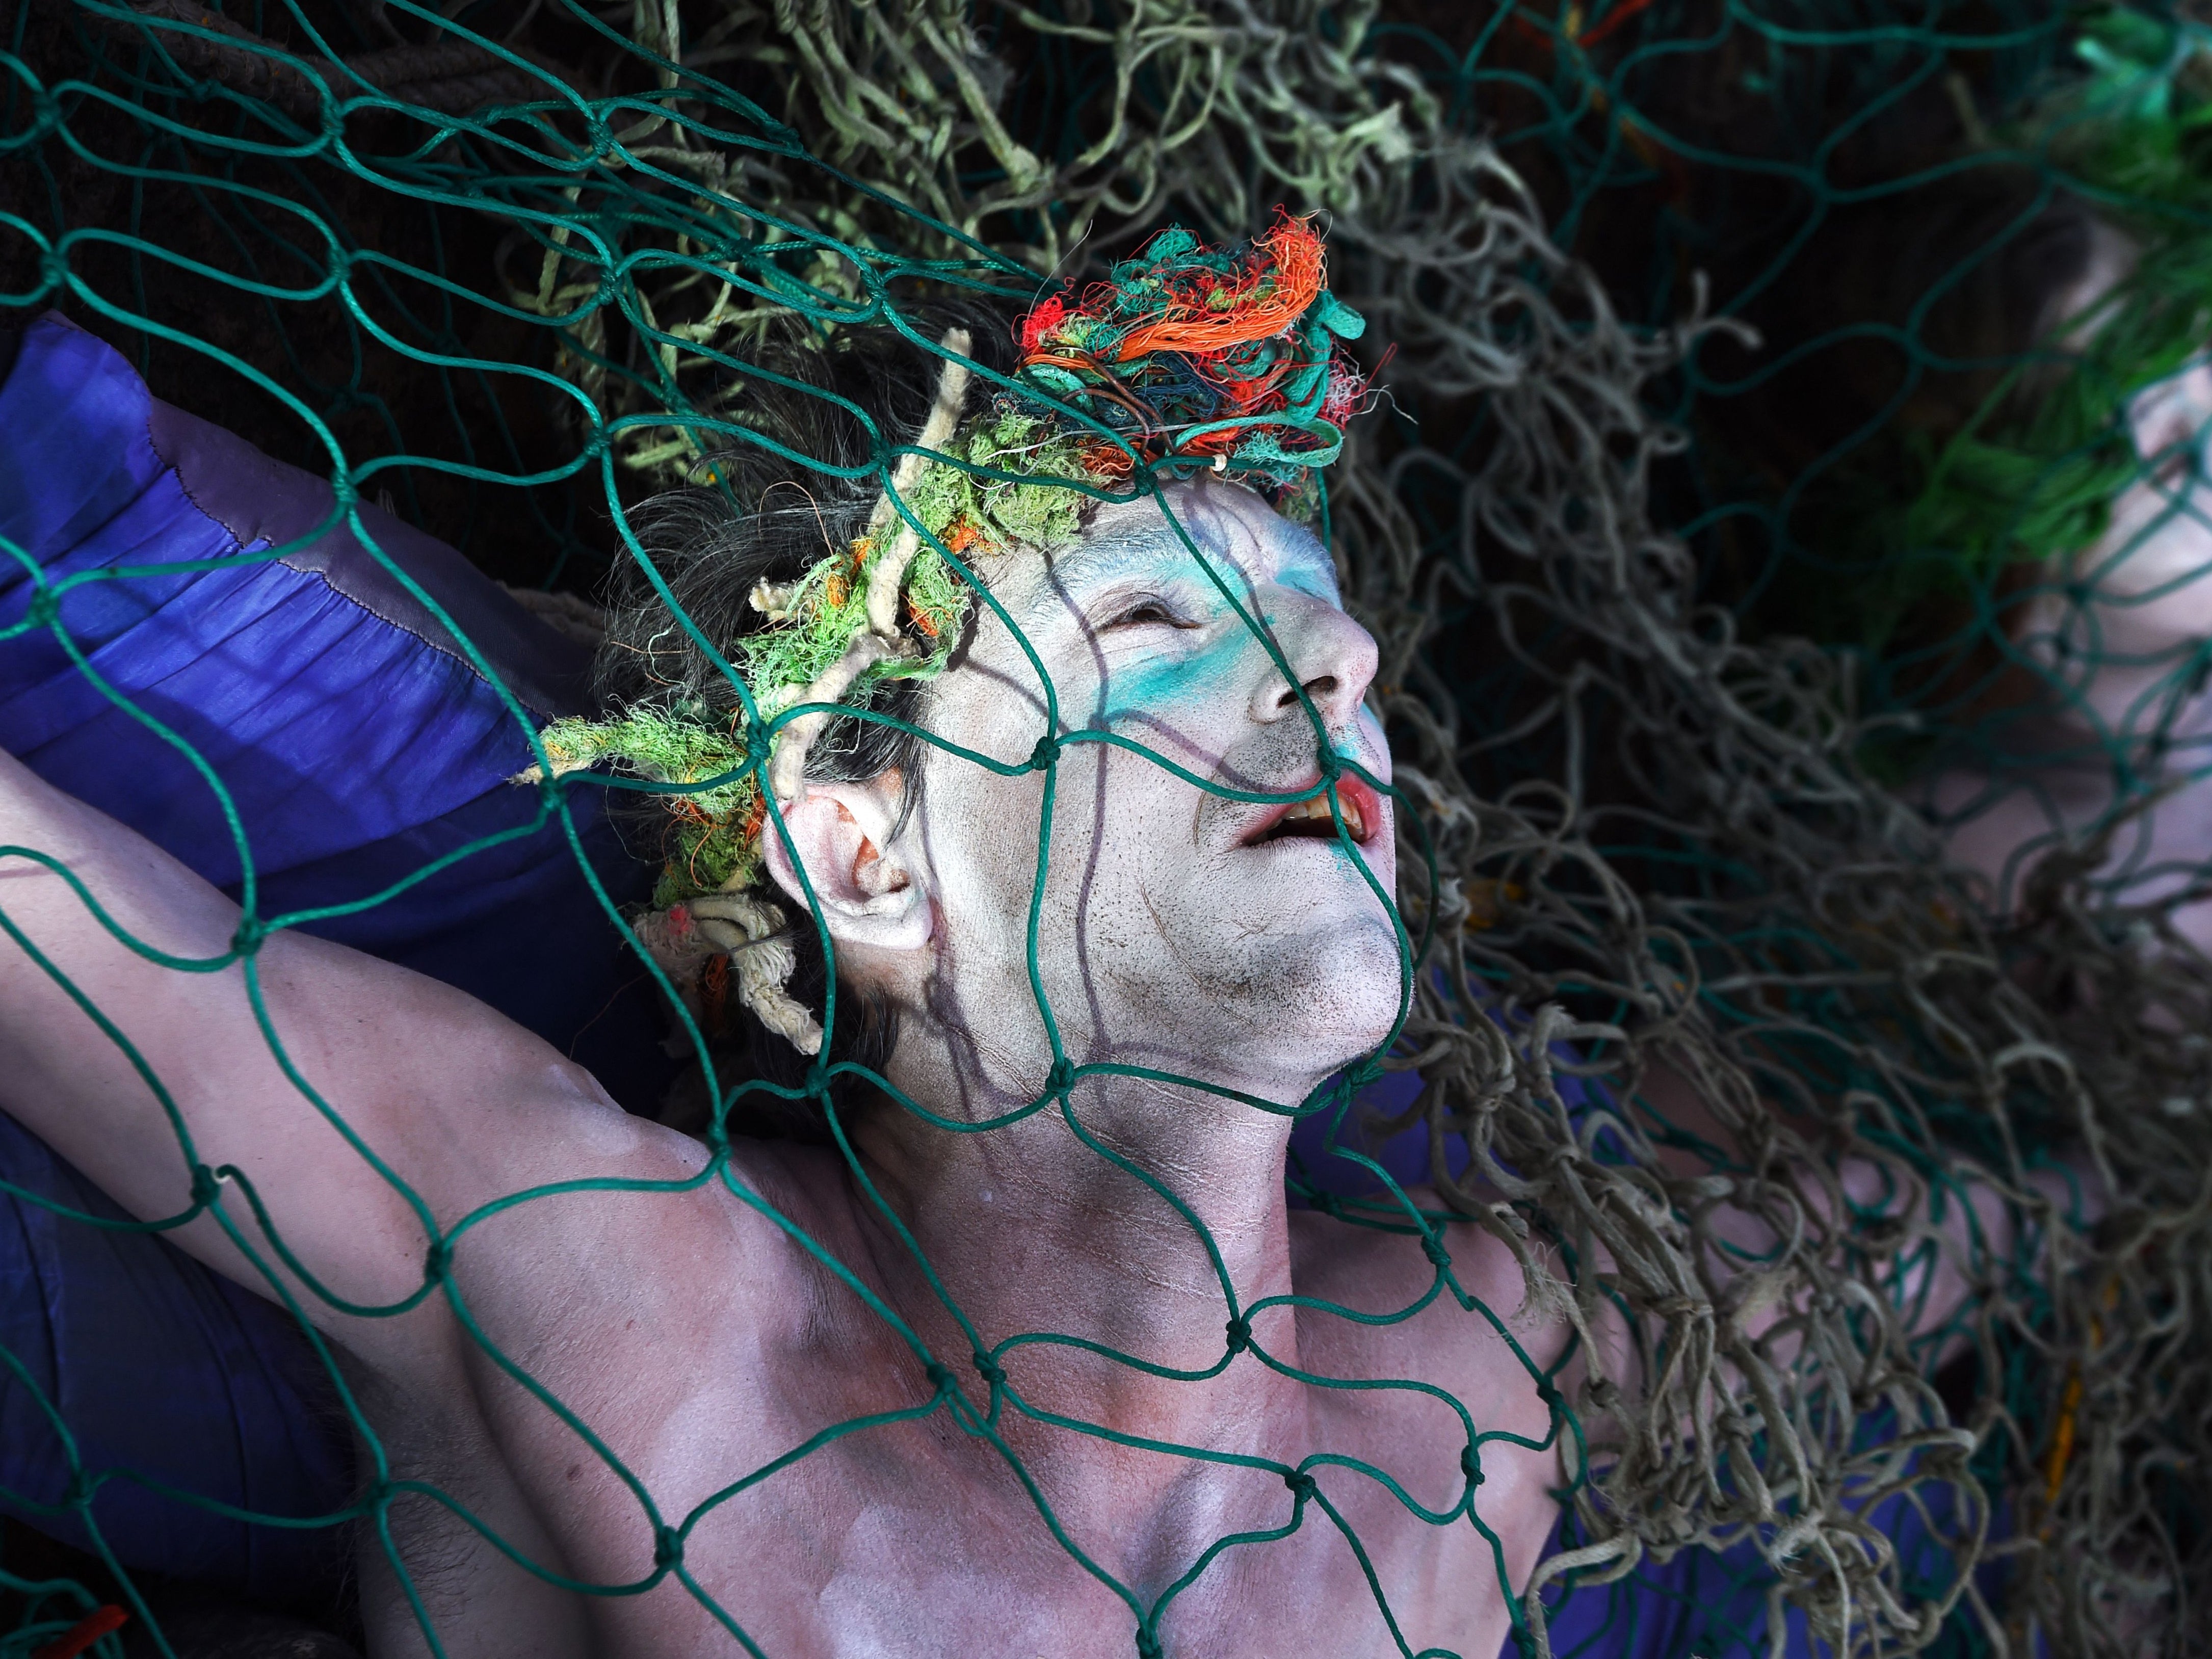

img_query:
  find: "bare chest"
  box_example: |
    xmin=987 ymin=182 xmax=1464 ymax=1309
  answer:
xmin=356 ymin=1319 xmax=1558 ymax=1659
xmin=348 ymin=1168 xmax=1564 ymax=1659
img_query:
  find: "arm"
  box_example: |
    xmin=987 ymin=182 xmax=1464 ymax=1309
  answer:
xmin=0 ymin=743 xmax=642 ymax=1358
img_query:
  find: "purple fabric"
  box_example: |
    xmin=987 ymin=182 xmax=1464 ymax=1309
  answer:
xmin=1286 ymin=1060 xmax=1609 ymax=1200
xmin=1531 ymin=1518 xmax=1809 ymax=1658
xmin=144 ymin=392 xmax=583 ymax=725
xmin=0 ymin=1109 xmax=348 ymax=1602
xmin=0 ymin=312 xmax=668 ymax=1100
xmin=0 ymin=311 xmax=572 ymax=887
xmin=1533 ymin=1471 xmax=2003 ymax=1659
xmin=0 ymin=312 xmax=669 ymax=1602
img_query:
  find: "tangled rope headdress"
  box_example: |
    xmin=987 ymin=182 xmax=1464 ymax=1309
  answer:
xmin=525 ymin=216 xmax=1369 ymax=1054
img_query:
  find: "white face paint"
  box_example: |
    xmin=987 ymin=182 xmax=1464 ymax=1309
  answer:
xmin=1934 ymin=329 xmax=2212 ymax=949
xmin=892 ymin=477 xmax=1401 ymax=1105
xmin=2063 ymin=359 xmax=2212 ymax=673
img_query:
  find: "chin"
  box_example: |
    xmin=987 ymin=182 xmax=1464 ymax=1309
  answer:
xmin=1184 ymin=904 xmax=1408 ymax=1095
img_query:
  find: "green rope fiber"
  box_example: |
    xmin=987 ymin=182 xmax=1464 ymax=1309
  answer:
xmin=0 ymin=0 xmax=2205 ymax=1655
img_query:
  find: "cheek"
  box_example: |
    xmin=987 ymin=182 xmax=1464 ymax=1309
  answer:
xmin=1095 ymin=639 xmax=1245 ymax=727
xmin=940 ymin=765 xmax=1043 ymax=881
xmin=1365 ymin=825 xmax=1399 ymax=900
xmin=1353 ymin=704 xmax=1391 ymax=781
xmin=1040 ymin=746 xmax=1181 ymax=873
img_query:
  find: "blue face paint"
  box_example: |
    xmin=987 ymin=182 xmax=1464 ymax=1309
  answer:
xmin=1254 ymin=522 xmax=1341 ymax=607
xmin=1095 ymin=613 xmax=1247 ymax=725
xmin=1037 ymin=496 xmax=1345 ymax=729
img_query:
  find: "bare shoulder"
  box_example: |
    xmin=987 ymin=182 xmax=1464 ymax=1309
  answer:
xmin=1287 ymin=1189 xmax=1536 ymax=1310
xmin=1285 ymin=1191 xmax=1569 ymax=1397
xmin=445 ymin=1076 xmax=860 ymax=1323
xmin=330 ymin=1061 xmax=866 ymax=1397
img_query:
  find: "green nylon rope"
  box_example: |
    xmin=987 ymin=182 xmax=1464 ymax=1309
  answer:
xmin=0 ymin=0 xmax=2204 ymax=1655
xmin=0 ymin=10 xmax=1537 ymax=1658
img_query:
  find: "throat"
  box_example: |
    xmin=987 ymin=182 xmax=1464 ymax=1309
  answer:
xmin=845 ymin=1083 xmax=1303 ymax=1405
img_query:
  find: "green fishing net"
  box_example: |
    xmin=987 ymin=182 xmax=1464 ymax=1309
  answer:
xmin=0 ymin=0 xmax=2206 ymax=1655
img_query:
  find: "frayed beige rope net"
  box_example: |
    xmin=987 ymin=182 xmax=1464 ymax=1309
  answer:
xmin=0 ymin=0 xmax=2205 ymax=1654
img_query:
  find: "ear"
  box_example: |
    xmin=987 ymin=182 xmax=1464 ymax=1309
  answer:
xmin=760 ymin=772 xmax=934 ymax=953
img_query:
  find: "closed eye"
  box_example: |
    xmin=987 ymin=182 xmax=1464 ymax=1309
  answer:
xmin=1102 ymin=596 xmax=1198 ymax=630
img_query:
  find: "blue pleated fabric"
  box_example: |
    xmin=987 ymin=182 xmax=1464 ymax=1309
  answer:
xmin=0 ymin=312 xmax=663 ymax=1069
xmin=0 ymin=312 xmax=667 ymax=1604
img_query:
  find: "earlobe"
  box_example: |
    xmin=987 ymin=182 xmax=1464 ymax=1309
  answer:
xmin=761 ymin=786 xmax=934 ymax=952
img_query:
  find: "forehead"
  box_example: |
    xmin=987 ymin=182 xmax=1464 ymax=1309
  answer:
xmin=1025 ymin=483 xmax=1337 ymax=607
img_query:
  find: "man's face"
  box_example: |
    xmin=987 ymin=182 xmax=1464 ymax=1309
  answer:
xmin=904 ymin=478 xmax=1401 ymax=1101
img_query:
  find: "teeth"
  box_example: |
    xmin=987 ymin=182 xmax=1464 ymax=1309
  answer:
xmin=1276 ymin=793 xmax=1367 ymax=839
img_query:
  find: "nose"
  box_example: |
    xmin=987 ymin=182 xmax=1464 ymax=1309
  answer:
xmin=1247 ymin=588 xmax=1379 ymax=732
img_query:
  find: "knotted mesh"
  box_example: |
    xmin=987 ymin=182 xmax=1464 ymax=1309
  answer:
xmin=0 ymin=1 xmax=2204 ymax=1655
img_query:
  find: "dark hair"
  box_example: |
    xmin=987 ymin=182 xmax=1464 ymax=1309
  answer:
xmin=595 ymin=301 xmax=1023 ymax=1140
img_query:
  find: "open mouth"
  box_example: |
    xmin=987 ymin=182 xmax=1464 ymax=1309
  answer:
xmin=1242 ymin=775 xmax=1384 ymax=848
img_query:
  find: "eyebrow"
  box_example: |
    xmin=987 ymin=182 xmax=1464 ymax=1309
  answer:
xmin=1042 ymin=525 xmax=1202 ymax=598
xmin=1032 ymin=513 xmax=1334 ymax=612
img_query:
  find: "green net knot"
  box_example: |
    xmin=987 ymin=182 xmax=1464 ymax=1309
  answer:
xmin=1302 ymin=1189 xmax=1343 ymax=1220
xmin=1282 ymin=1468 xmax=1319 ymax=1504
xmin=971 ymin=1352 xmax=1005 ymax=1387
xmin=1043 ymin=1058 xmax=1076 ymax=1100
xmin=1134 ymin=1627 xmax=1164 ymax=1659
xmin=230 ymin=915 xmax=267 ymax=959
xmin=925 ymin=1360 xmax=956 ymax=1396
xmin=422 ymin=1239 xmax=452 ymax=1286
xmin=189 ymin=1164 xmax=222 ymax=1210
xmin=1026 ymin=734 xmax=1058 ymax=773
xmin=21 ymin=84 xmax=56 ymax=143
xmin=1461 ymin=1443 xmax=1485 ymax=1487
xmin=652 ymin=1525 xmax=683 ymax=1571
xmin=1224 ymin=1315 xmax=1252 ymax=1356
xmin=1419 ymin=1231 xmax=1452 ymax=1272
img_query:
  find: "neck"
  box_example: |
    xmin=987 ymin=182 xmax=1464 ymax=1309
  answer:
xmin=849 ymin=1037 xmax=1312 ymax=1443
